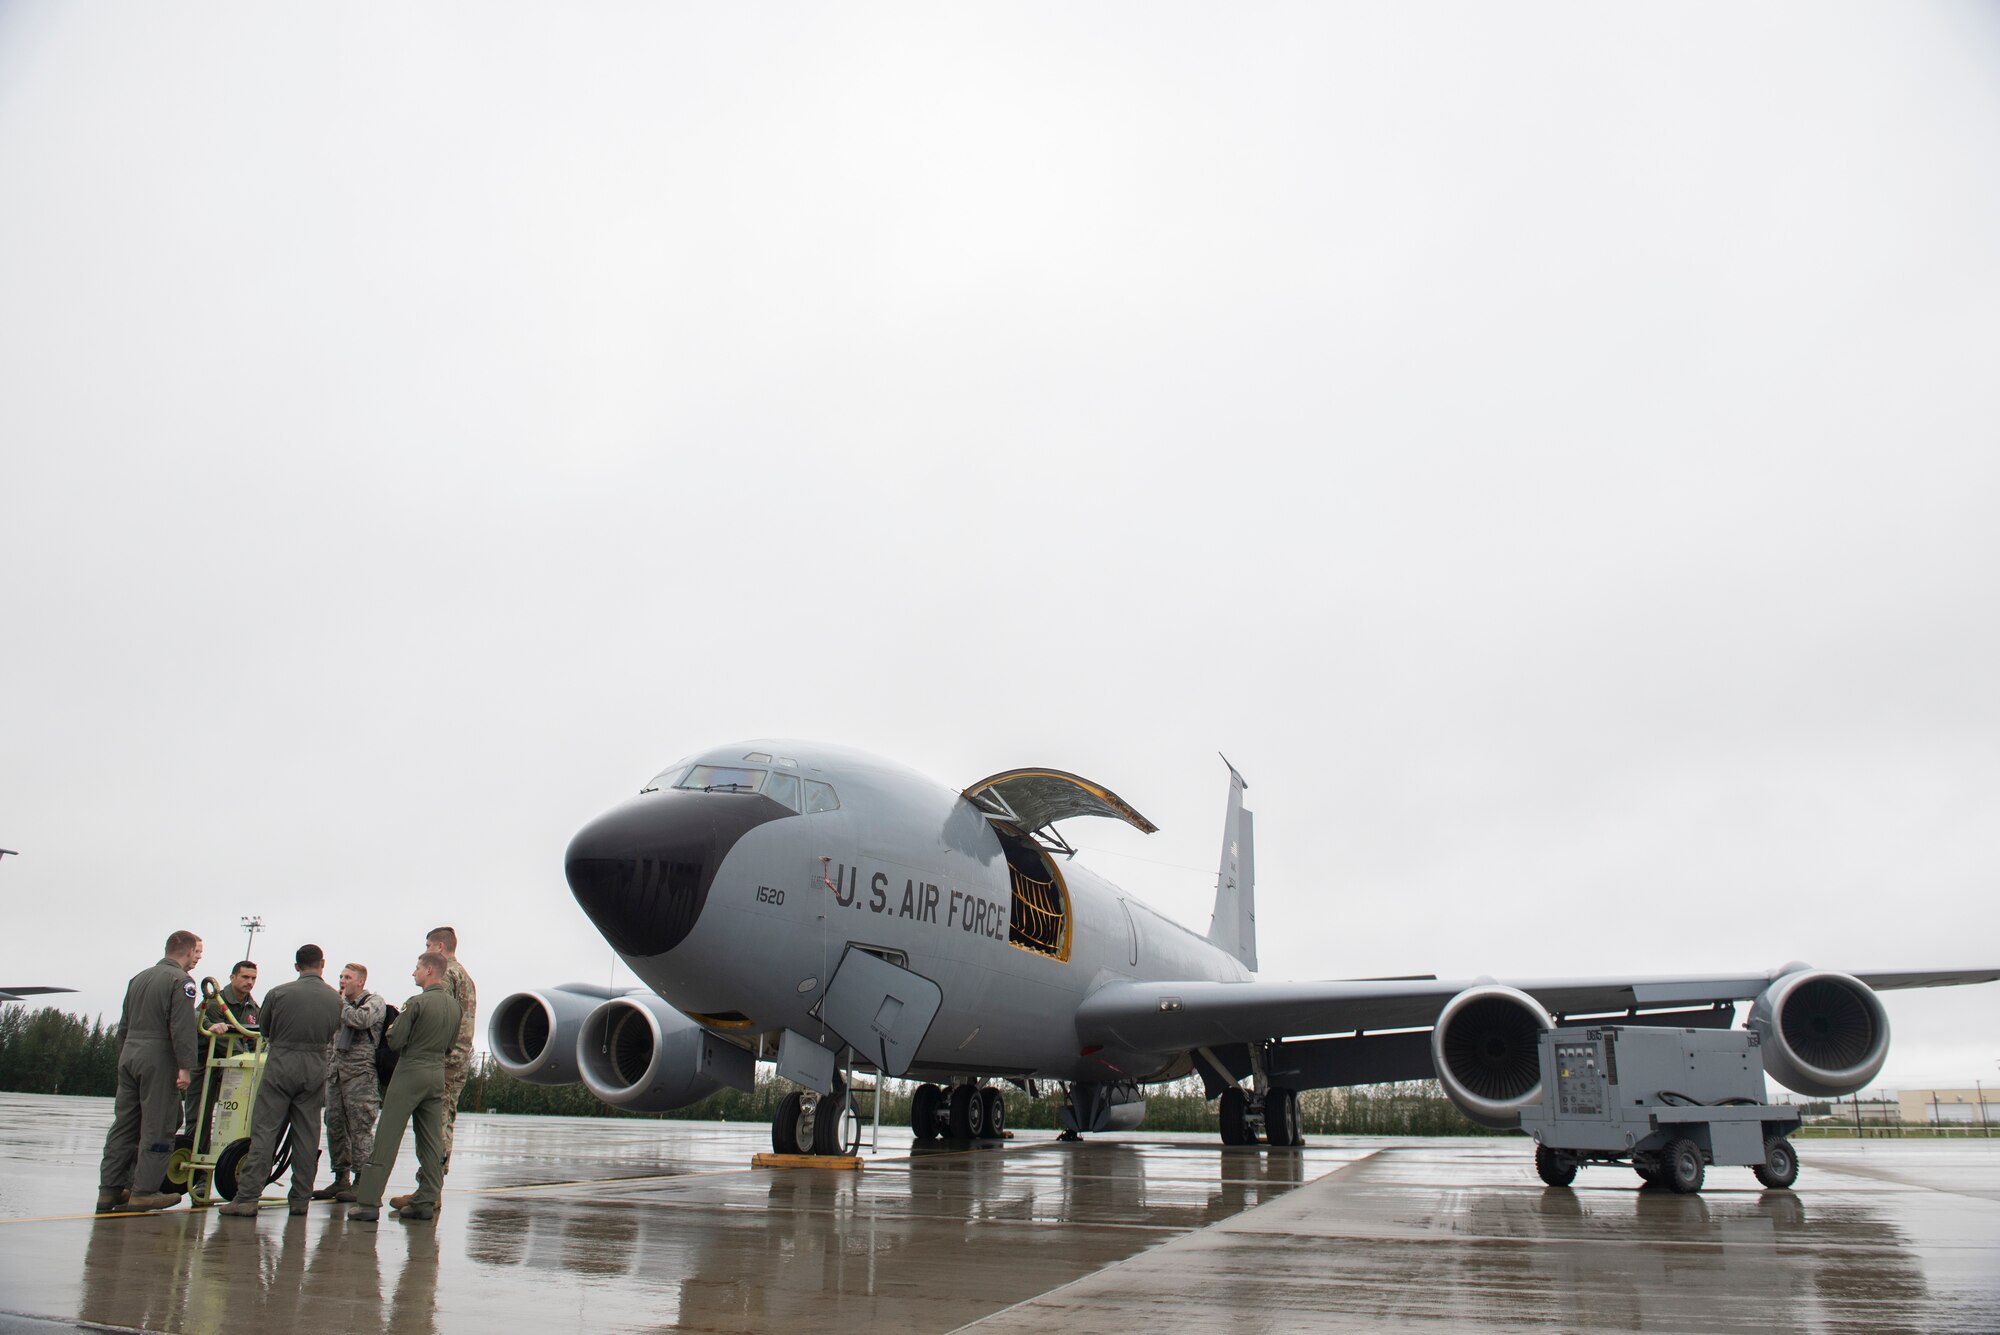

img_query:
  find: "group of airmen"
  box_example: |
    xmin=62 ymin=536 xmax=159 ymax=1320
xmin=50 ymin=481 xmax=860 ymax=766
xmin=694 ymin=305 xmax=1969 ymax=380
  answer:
xmin=94 ymin=925 xmax=478 ymax=1224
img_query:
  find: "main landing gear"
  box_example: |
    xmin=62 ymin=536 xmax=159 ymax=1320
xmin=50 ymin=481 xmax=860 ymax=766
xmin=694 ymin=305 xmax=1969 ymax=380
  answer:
xmin=909 ymin=1083 xmax=1006 ymax=1143
xmin=1218 ymin=1086 xmax=1303 ymax=1147
xmin=771 ymin=1083 xmax=861 ymax=1157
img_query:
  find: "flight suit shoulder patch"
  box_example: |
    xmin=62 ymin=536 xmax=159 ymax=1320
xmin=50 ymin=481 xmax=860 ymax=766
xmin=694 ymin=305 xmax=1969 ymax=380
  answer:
xmin=182 ymin=980 xmax=198 ymax=1000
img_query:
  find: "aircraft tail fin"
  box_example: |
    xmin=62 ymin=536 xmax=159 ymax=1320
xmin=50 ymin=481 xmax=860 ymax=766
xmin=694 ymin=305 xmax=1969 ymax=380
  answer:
xmin=1205 ymin=756 xmax=1257 ymax=973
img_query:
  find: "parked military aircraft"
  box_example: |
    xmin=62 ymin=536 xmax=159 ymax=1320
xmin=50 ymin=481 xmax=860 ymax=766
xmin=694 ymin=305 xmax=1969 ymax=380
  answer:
xmin=492 ymin=740 xmax=2000 ymax=1153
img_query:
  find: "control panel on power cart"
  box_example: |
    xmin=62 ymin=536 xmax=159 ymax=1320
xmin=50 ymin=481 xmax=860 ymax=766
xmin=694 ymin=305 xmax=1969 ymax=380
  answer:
xmin=1552 ymin=1035 xmax=1611 ymax=1117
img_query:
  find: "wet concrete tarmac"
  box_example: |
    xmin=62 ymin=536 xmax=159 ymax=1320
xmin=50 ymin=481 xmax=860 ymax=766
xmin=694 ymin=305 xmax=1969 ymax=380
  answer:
xmin=2 ymin=1093 xmax=1996 ymax=1333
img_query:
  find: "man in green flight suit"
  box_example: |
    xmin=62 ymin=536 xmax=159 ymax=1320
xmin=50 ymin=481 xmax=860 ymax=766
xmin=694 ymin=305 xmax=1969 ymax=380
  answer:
xmin=219 ymin=944 xmax=344 ymax=1217
xmin=348 ymin=950 xmax=461 ymax=1222
xmin=96 ymin=929 xmax=203 ymax=1212
xmin=184 ymin=958 xmax=260 ymax=1149
xmin=201 ymin=960 xmax=261 ymax=1036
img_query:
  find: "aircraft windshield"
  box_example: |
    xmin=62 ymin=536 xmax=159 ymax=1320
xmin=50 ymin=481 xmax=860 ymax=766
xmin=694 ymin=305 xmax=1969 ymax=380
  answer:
xmin=676 ymin=765 xmax=767 ymax=794
xmin=641 ymin=763 xmax=689 ymax=793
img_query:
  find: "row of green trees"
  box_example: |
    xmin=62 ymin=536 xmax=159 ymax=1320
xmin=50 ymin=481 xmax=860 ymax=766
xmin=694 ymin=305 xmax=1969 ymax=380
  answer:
xmin=0 ymin=1006 xmax=120 ymax=1096
xmin=3 ymin=1003 xmax=1487 ymax=1135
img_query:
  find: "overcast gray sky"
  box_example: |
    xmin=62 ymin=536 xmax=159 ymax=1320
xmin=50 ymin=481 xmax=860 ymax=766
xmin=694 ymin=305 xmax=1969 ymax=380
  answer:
xmin=3 ymin=3 xmax=1996 ymax=1094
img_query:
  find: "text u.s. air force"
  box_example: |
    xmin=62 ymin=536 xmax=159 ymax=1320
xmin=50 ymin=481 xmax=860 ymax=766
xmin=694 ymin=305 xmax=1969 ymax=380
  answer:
xmin=755 ymin=862 xmax=1010 ymax=941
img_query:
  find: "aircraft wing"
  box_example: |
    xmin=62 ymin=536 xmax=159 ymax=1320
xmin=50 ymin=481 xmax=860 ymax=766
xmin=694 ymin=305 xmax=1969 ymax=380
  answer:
xmin=1076 ymin=967 xmax=2000 ymax=1053
xmin=0 ymin=987 xmax=75 ymax=1003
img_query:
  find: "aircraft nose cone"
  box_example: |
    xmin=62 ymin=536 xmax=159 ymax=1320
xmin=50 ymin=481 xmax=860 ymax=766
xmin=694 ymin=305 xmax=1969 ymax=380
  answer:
xmin=564 ymin=792 xmax=793 ymax=958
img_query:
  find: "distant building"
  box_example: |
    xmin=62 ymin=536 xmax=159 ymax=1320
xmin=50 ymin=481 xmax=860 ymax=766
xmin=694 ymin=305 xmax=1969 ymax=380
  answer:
xmin=1896 ymin=1089 xmax=1996 ymax=1125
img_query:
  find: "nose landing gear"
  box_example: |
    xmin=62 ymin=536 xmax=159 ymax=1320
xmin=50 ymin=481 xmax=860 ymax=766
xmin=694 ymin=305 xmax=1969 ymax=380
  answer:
xmin=771 ymin=1084 xmax=860 ymax=1157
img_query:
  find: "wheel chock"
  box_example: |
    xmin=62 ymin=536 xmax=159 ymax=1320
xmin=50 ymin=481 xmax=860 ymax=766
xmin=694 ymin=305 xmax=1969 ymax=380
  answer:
xmin=752 ymin=1152 xmax=864 ymax=1171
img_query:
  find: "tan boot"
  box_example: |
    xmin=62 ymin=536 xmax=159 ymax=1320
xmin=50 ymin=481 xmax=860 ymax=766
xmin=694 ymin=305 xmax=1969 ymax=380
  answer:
xmin=389 ymin=1192 xmax=414 ymax=1211
xmin=218 ymin=1199 xmax=261 ymax=1217
xmin=311 ymin=1173 xmax=350 ymax=1201
xmin=126 ymin=1192 xmax=180 ymax=1211
xmin=94 ymin=1188 xmax=130 ymax=1213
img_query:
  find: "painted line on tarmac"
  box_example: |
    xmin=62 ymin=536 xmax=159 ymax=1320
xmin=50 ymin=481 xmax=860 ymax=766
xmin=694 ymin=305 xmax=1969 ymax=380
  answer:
xmin=0 ymin=1204 xmax=215 ymax=1225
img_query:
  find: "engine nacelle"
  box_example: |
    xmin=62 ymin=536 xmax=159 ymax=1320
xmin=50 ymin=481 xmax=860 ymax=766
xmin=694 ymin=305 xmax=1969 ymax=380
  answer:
xmin=1431 ymin=984 xmax=1554 ymax=1129
xmin=578 ymin=994 xmax=755 ymax=1113
xmin=1748 ymin=967 xmax=1890 ymax=1097
xmin=488 ymin=984 xmax=627 ymax=1086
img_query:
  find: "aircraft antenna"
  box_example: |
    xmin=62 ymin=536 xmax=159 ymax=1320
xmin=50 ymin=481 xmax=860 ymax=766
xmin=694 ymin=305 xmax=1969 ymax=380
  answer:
xmin=240 ymin=915 xmax=263 ymax=963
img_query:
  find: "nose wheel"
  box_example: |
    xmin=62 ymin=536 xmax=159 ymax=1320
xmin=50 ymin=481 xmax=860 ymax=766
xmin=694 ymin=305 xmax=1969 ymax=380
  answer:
xmin=772 ymin=1085 xmax=860 ymax=1157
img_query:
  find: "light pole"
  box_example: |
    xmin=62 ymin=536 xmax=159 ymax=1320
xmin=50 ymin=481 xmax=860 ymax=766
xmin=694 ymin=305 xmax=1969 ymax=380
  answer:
xmin=240 ymin=915 xmax=264 ymax=963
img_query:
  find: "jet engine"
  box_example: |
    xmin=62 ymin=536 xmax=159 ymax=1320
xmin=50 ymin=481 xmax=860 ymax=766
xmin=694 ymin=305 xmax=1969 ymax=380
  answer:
xmin=1747 ymin=967 xmax=1890 ymax=1097
xmin=488 ymin=984 xmax=627 ymax=1086
xmin=578 ymin=993 xmax=754 ymax=1112
xmin=1431 ymin=984 xmax=1554 ymax=1129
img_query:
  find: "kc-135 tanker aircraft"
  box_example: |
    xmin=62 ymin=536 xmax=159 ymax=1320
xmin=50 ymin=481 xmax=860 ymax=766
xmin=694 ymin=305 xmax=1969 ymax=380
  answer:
xmin=491 ymin=741 xmax=2000 ymax=1153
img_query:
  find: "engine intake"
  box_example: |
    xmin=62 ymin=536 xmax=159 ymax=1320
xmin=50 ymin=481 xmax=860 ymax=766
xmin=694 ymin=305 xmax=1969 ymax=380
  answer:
xmin=488 ymin=984 xmax=626 ymax=1085
xmin=578 ymin=994 xmax=754 ymax=1112
xmin=1431 ymin=984 xmax=1554 ymax=1129
xmin=1748 ymin=968 xmax=1889 ymax=1097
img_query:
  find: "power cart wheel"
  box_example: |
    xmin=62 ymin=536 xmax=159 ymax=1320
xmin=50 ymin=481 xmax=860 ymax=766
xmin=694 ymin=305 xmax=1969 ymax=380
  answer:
xmin=157 ymin=1134 xmax=196 ymax=1196
xmin=268 ymin=1124 xmax=293 ymax=1189
xmin=213 ymin=1138 xmax=252 ymax=1201
xmin=1661 ymin=1137 xmax=1706 ymax=1195
xmin=1753 ymin=1137 xmax=1799 ymax=1190
xmin=1535 ymin=1144 xmax=1579 ymax=1188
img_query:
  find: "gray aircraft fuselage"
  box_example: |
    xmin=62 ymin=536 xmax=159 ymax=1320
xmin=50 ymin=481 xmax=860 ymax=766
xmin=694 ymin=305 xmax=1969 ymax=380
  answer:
xmin=564 ymin=740 xmax=1247 ymax=1086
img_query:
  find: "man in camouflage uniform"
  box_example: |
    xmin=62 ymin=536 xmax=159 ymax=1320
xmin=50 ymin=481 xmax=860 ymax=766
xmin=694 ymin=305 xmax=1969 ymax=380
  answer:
xmin=312 ymin=961 xmax=385 ymax=1202
xmin=97 ymin=929 xmax=202 ymax=1212
xmin=426 ymin=926 xmax=476 ymax=1170
xmin=219 ymin=944 xmax=344 ymax=1217
xmin=349 ymin=951 xmax=461 ymax=1223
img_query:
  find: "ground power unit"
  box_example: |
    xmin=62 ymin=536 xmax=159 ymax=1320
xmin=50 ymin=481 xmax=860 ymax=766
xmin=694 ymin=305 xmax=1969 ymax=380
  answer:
xmin=1519 ymin=1025 xmax=1803 ymax=1194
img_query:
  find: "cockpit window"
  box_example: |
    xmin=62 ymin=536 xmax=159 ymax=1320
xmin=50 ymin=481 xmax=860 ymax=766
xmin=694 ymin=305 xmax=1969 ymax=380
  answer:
xmin=804 ymin=780 xmax=840 ymax=813
xmin=642 ymin=763 xmax=690 ymax=794
xmin=676 ymin=765 xmax=766 ymax=794
xmin=764 ymin=771 xmax=801 ymax=812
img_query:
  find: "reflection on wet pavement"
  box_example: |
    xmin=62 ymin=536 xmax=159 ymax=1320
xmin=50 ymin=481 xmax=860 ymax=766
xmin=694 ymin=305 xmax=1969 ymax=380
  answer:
xmin=964 ymin=1140 xmax=2000 ymax=1335
xmin=4 ymin=1094 xmax=1997 ymax=1334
